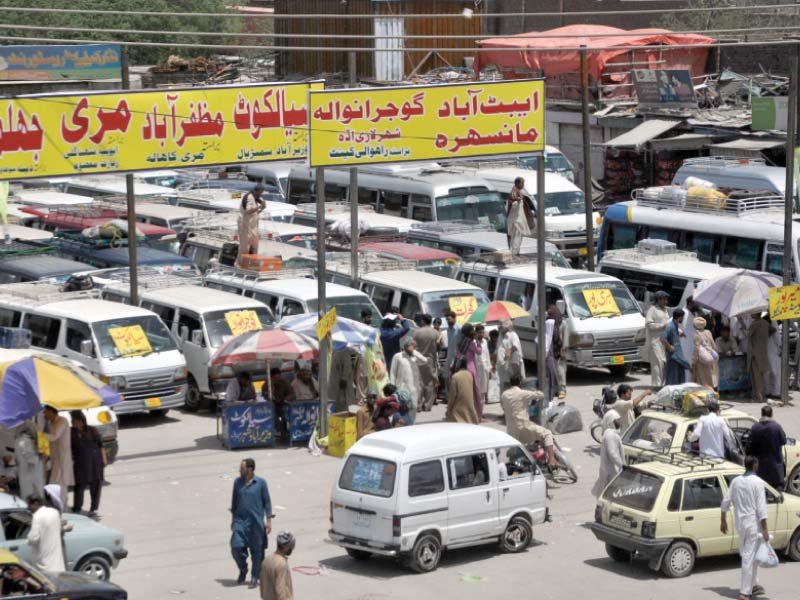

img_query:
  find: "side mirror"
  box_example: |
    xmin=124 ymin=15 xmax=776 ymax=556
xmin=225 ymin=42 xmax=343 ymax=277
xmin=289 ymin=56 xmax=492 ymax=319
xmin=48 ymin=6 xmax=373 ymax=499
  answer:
xmin=179 ymin=325 xmax=189 ymax=343
xmin=190 ymin=329 xmax=204 ymax=346
xmin=555 ymin=299 xmax=566 ymax=315
xmin=80 ymin=339 xmax=94 ymax=357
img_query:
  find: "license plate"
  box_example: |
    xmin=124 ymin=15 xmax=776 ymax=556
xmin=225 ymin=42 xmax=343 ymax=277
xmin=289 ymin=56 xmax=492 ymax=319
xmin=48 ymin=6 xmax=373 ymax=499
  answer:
xmin=145 ymin=397 xmax=161 ymax=408
xmin=610 ymin=355 xmax=625 ymax=365
xmin=609 ymin=514 xmax=633 ymax=529
xmin=354 ymin=512 xmax=372 ymax=528
xmin=579 ymin=247 xmax=588 ymax=256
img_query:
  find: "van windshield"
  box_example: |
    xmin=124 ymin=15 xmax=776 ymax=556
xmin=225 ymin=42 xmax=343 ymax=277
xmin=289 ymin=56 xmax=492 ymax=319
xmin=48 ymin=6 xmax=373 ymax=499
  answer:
xmin=518 ymin=154 xmax=575 ymax=180
xmin=435 ymin=192 xmax=506 ymax=231
xmin=602 ymin=468 xmax=662 ymax=512
xmin=421 ymin=289 xmax=489 ymax=320
xmin=93 ymin=316 xmax=177 ymax=359
xmin=307 ymin=297 xmax=380 ymax=325
xmin=542 ymin=191 xmax=585 ymax=216
xmin=339 ymin=455 xmax=396 ymax=498
xmin=205 ymin=307 xmax=275 ymax=348
xmin=564 ymin=281 xmax=641 ymax=319
xmin=417 ymin=259 xmax=460 ymax=278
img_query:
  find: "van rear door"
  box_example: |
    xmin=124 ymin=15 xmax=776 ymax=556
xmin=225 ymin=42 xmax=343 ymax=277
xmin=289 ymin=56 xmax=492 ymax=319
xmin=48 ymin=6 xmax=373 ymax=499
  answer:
xmin=333 ymin=454 xmax=397 ymax=545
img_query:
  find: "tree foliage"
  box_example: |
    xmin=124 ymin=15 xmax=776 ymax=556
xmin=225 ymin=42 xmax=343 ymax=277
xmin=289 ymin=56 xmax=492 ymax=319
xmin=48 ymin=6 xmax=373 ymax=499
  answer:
xmin=0 ymin=0 xmax=240 ymax=64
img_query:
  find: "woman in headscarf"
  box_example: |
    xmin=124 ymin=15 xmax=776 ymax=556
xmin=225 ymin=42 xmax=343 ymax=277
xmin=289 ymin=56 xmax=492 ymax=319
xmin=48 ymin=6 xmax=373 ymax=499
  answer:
xmin=496 ymin=319 xmax=524 ymax=390
xmin=454 ymin=323 xmax=483 ymax=420
xmin=592 ymin=409 xmax=625 ymax=498
xmin=692 ymin=315 xmax=718 ymax=389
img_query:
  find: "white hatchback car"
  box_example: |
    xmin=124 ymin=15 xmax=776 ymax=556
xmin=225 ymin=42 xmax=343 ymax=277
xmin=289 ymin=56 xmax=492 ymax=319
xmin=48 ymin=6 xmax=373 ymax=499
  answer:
xmin=329 ymin=423 xmax=549 ymax=572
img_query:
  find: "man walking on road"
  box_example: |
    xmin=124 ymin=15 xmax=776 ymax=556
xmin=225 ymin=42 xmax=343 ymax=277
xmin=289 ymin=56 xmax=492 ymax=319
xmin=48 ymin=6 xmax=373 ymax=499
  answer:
xmin=749 ymin=405 xmax=787 ymax=490
xmin=26 ymin=495 xmax=65 ymax=573
xmin=231 ymin=458 xmax=274 ymax=588
xmin=645 ymin=291 xmax=670 ymax=387
xmin=743 ymin=312 xmax=771 ymax=404
xmin=721 ymin=455 xmax=770 ymax=600
xmin=413 ymin=314 xmax=440 ymax=412
xmin=689 ymin=399 xmax=735 ymax=459
xmin=260 ymin=530 xmax=294 ymax=600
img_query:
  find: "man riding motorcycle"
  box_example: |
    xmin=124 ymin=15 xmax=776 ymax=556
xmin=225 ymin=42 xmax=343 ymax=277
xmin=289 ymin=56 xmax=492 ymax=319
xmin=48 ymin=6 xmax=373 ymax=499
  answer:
xmin=500 ymin=373 xmax=556 ymax=468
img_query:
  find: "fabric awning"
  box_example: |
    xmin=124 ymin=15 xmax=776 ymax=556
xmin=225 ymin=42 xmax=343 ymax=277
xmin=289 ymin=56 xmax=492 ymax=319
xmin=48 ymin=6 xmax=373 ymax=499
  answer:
xmin=709 ymin=138 xmax=784 ymax=152
xmin=603 ymin=119 xmax=682 ymax=149
xmin=649 ymin=133 xmax=714 ymax=151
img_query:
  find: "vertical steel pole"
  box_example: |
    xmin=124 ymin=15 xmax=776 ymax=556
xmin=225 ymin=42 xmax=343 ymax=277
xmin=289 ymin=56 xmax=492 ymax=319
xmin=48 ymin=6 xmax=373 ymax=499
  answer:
xmin=781 ymin=46 xmax=798 ymax=404
xmin=580 ymin=45 xmax=595 ymax=271
xmin=349 ymin=51 xmax=360 ymax=288
xmin=316 ymin=167 xmax=329 ymax=436
xmin=536 ymin=157 xmax=547 ymax=424
xmin=121 ymin=49 xmax=138 ymax=305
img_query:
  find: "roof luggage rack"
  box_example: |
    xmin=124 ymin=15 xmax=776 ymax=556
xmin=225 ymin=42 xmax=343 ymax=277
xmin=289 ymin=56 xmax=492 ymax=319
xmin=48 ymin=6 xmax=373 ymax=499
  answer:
xmin=409 ymin=220 xmax=495 ymax=235
xmin=643 ymin=452 xmax=728 ymax=472
xmin=633 ymin=187 xmax=784 ymax=216
xmin=98 ymin=268 xmax=203 ymax=291
xmin=680 ymin=156 xmax=767 ymax=169
xmin=0 ymin=241 xmax=55 ymax=258
xmin=0 ymin=280 xmax=101 ymax=304
xmin=205 ymin=264 xmax=315 ymax=282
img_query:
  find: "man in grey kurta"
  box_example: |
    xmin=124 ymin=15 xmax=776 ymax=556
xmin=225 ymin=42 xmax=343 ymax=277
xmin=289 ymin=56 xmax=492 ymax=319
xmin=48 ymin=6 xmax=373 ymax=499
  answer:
xmin=744 ymin=312 xmax=770 ymax=404
xmin=413 ymin=314 xmax=441 ymax=412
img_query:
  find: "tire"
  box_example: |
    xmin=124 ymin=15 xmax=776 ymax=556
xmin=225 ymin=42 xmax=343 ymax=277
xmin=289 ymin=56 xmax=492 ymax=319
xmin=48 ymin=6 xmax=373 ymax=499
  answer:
xmin=786 ymin=465 xmax=800 ymax=496
xmin=500 ymin=516 xmax=532 ymax=553
xmin=76 ymin=554 xmax=111 ymax=581
xmin=590 ymin=421 xmax=604 ymax=444
xmin=346 ymin=548 xmax=372 ymax=561
xmin=408 ymin=533 xmax=441 ymax=573
xmin=150 ymin=409 xmax=169 ymax=418
xmin=605 ymin=544 xmax=631 ymax=562
xmin=660 ymin=541 xmax=695 ymax=578
xmin=787 ymin=528 xmax=800 ymax=561
xmin=608 ymin=364 xmax=632 ymax=378
xmin=184 ymin=378 xmax=204 ymax=412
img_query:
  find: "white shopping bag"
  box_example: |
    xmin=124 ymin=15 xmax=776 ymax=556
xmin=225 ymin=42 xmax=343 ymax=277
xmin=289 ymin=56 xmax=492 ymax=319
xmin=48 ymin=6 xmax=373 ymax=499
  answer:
xmin=487 ymin=374 xmax=501 ymax=404
xmin=755 ymin=537 xmax=779 ymax=568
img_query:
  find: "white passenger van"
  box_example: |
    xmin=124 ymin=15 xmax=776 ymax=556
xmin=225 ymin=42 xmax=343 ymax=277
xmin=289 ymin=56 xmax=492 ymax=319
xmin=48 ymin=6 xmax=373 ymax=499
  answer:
xmin=672 ymin=157 xmax=791 ymax=196
xmin=204 ymin=272 xmax=382 ymax=324
xmin=174 ymin=189 xmax=295 ymax=221
xmin=358 ymin=270 xmax=489 ymax=321
xmin=329 ymin=423 xmax=548 ymax=572
xmin=598 ymin=239 xmax=740 ymax=310
xmin=54 ymin=176 xmax=178 ymax=203
xmin=456 ymin=261 xmax=645 ymax=375
xmin=12 ymin=190 xmax=94 ymax=208
xmin=100 ymin=279 xmax=274 ymax=411
xmin=0 ymin=284 xmax=187 ymax=416
xmin=291 ymin=202 xmax=420 ymax=235
xmin=244 ymin=161 xmax=296 ymax=199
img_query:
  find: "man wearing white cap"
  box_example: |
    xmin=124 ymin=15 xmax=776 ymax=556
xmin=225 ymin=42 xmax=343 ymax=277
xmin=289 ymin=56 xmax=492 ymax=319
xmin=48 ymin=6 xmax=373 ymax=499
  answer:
xmin=291 ymin=361 xmax=318 ymax=402
xmin=260 ymin=530 xmax=295 ymax=600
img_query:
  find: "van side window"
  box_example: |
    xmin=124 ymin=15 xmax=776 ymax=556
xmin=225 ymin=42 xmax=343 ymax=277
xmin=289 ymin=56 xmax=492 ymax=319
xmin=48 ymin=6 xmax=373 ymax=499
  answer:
xmin=398 ymin=293 xmax=421 ymax=320
xmin=282 ymin=300 xmax=304 ymax=316
xmin=368 ymin=285 xmax=393 ymax=314
xmin=0 ymin=308 xmax=21 ymax=327
xmin=254 ymin=293 xmax=279 ymax=311
xmin=667 ymin=479 xmax=682 ymax=511
xmin=447 ymin=453 xmax=490 ymax=489
xmin=465 ymin=273 xmax=496 ymax=300
xmin=412 ymin=205 xmax=432 ymax=221
xmin=103 ymin=292 xmax=130 ymax=305
xmin=408 ymin=460 xmax=445 ymax=497
xmin=177 ymin=311 xmax=202 ymax=338
xmin=504 ymin=279 xmax=532 ymax=307
xmin=24 ymin=314 xmax=61 ymax=349
xmin=681 ymin=476 xmax=722 ymax=511
xmin=65 ymin=319 xmax=93 ymax=354
xmin=382 ymin=191 xmax=404 ymax=216
xmin=142 ymin=302 xmax=175 ymax=329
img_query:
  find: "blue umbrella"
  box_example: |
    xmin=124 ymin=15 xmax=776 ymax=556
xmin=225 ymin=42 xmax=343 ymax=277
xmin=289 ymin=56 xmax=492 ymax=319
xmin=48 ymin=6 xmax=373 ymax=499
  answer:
xmin=279 ymin=313 xmax=378 ymax=351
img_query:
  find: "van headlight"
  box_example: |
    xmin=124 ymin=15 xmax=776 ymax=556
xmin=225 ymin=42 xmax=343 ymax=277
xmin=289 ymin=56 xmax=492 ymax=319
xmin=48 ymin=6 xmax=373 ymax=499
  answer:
xmin=569 ymin=333 xmax=594 ymax=348
xmin=209 ymin=365 xmax=235 ymax=380
xmin=634 ymin=328 xmax=646 ymax=343
xmin=97 ymin=410 xmax=112 ymax=424
xmin=102 ymin=376 xmax=127 ymax=391
xmin=174 ymin=367 xmax=188 ymax=382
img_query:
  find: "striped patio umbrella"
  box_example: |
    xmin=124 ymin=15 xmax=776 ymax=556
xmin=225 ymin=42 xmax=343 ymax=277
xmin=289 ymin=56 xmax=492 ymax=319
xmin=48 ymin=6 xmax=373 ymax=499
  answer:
xmin=694 ymin=269 xmax=781 ymax=318
xmin=210 ymin=328 xmax=318 ymax=367
xmin=467 ymin=300 xmax=529 ymax=324
xmin=0 ymin=355 xmax=121 ymax=428
xmin=279 ymin=313 xmax=378 ymax=351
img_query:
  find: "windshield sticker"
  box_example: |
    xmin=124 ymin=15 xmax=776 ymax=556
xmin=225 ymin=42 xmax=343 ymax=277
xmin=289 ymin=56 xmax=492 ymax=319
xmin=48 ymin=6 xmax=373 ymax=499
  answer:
xmin=582 ymin=288 xmax=621 ymax=317
xmin=448 ymin=296 xmax=478 ymax=324
xmin=612 ymin=484 xmax=655 ymax=499
xmin=225 ymin=310 xmax=263 ymax=337
xmin=108 ymin=325 xmax=153 ymax=357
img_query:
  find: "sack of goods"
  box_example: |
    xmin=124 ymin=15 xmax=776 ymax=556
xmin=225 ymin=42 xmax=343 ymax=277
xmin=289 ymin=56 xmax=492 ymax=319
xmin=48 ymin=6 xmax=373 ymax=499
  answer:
xmin=650 ymin=383 xmax=717 ymax=417
xmin=544 ymin=402 xmax=583 ymax=434
xmin=686 ymin=186 xmax=727 ymax=210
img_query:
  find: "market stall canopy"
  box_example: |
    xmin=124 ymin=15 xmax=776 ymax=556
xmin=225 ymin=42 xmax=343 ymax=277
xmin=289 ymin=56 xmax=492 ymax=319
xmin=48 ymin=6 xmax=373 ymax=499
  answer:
xmin=709 ymin=138 xmax=785 ymax=159
xmin=280 ymin=313 xmax=378 ymax=352
xmin=693 ymin=269 xmax=781 ymax=318
xmin=211 ymin=329 xmax=318 ymax=367
xmin=474 ymin=25 xmax=715 ymax=81
xmin=0 ymin=355 xmax=120 ymax=428
xmin=603 ymin=119 xmax=682 ymax=149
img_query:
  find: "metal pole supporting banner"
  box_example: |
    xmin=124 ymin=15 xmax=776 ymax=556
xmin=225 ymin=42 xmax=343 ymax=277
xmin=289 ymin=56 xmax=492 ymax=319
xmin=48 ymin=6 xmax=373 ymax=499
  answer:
xmin=121 ymin=49 xmax=138 ymax=305
xmin=781 ymin=45 xmax=798 ymax=404
xmin=348 ymin=51 xmax=360 ymax=288
xmin=536 ymin=156 xmax=547 ymax=424
xmin=580 ymin=44 xmax=595 ymax=271
xmin=316 ymin=167 xmax=329 ymax=436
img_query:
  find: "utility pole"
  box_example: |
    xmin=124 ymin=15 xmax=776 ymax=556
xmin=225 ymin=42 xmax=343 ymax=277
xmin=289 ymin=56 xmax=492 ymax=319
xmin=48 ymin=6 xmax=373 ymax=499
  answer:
xmin=580 ymin=45 xmax=595 ymax=271
xmin=536 ymin=157 xmax=547 ymax=424
xmin=120 ymin=48 xmax=138 ymax=305
xmin=316 ymin=167 xmax=329 ymax=436
xmin=349 ymin=51 xmax=359 ymax=288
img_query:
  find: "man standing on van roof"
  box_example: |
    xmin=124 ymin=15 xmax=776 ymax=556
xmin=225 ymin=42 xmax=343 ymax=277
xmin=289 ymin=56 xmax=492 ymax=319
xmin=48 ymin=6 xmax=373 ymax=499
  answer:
xmin=506 ymin=177 xmax=534 ymax=256
xmin=231 ymin=458 xmax=274 ymax=588
xmin=645 ymin=291 xmax=670 ymax=387
xmin=237 ymin=183 xmax=266 ymax=263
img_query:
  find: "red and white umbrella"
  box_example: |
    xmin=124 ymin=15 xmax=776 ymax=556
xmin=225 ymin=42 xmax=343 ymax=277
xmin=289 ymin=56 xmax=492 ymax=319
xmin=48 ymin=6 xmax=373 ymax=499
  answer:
xmin=210 ymin=329 xmax=318 ymax=367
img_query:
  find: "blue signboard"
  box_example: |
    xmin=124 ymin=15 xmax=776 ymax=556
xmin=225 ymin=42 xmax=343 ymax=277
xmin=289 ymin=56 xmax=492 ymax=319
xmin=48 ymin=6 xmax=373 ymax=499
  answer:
xmin=222 ymin=402 xmax=276 ymax=449
xmin=0 ymin=44 xmax=122 ymax=81
xmin=718 ymin=355 xmax=750 ymax=393
xmin=286 ymin=401 xmax=319 ymax=444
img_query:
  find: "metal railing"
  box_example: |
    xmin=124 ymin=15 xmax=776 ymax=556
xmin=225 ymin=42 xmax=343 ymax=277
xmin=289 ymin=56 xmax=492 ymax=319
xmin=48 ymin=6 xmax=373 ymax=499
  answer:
xmin=634 ymin=187 xmax=785 ymax=215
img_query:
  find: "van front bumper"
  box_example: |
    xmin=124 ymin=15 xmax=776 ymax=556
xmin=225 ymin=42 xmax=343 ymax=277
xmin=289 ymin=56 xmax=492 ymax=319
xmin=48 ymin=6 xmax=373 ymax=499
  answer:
xmin=328 ymin=530 xmax=400 ymax=557
xmin=588 ymin=522 xmax=671 ymax=567
xmin=112 ymin=384 xmax=187 ymax=415
xmin=568 ymin=348 xmax=642 ymax=369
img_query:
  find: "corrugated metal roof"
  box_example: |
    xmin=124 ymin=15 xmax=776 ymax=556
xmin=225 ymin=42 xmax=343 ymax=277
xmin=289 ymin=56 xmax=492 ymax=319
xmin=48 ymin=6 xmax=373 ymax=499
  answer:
xmin=603 ymin=119 xmax=682 ymax=149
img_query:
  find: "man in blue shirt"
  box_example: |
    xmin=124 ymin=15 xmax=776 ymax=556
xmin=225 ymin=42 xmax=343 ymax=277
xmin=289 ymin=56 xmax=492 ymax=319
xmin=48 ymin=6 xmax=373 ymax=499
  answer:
xmin=660 ymin=308 xmax=689 ymax=386
xmin=231 ymin=458 xmax=274 ymax=588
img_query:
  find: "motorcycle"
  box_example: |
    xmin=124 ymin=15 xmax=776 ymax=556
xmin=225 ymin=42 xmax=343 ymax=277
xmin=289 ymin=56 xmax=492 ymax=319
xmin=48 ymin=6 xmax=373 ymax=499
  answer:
xmin=590 ymin=387 xmax=617 ymax=444
xmin=530 ymin=439 xmax=578 ymax=483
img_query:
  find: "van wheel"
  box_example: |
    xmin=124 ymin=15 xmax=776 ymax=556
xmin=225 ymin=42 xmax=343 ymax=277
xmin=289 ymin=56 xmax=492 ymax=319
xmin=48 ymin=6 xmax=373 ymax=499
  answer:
xmin=787 ymin=529 xmax=800 ymax=561
xmin=786 ymin=465 xmax=800 ymax=496
xmin=76 ymin=554 xmax=111 ymax=581
xmin=409 ymin=534 xmax=441 ymax=573
xmin=500 ymin=516 xmax=532 ymax=553
xmin=605 ymin=544 xmax=631 ymax=562
xmin=346 ymin=548 xmax=372 ymax=561
xmin=184 ymin=378 xmax=205 ymax=412
xmin=608 ymin=364 xmax=632 ymax=378
xmin=661 ymin=541 xmax=695 ymax=578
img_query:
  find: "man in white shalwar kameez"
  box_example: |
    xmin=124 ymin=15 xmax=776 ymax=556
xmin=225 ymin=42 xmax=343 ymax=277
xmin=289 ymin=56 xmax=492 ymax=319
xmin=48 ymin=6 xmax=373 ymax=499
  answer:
xmin=592 ymin=410 xmax=625 ymax=497
xmin=680 ymin=297 xmax=698 ymax=381
xmin=496 ymin=320 xmax=524 ymax=390
xmin=27 ymin=495 xmax=65 ymax=573
xmin=721 ymin=456 xmax=770 ymax=600
xmin=645 ymin=291 xmax=671 ymax=387
xmin=506 ymin=177 xmax=532 ymax=256
xmin=389 ymin=338 xmax=427 ymax=423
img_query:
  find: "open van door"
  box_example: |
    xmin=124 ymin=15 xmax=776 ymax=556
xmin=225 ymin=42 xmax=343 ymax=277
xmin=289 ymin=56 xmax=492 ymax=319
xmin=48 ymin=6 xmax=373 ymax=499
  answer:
xmin=497 ymin=446 xmax=546 ymax=525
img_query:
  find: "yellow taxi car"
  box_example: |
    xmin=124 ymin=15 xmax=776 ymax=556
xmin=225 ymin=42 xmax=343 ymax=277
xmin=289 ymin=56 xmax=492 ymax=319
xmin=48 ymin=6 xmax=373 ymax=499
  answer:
xmin=589 ymin=457 xmax=800 ymax=578
xmin=0 ymin=549 xmax=126 ymax=599
xmin=621 ymin=408 xmax=800 ymax=494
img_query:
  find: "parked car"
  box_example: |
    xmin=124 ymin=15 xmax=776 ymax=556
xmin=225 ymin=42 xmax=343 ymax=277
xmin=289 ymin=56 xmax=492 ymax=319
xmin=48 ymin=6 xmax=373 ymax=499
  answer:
xmin=621 ymin=408 xmax=800 ymax=495
xmin=589 ymin=458 xmax=800 ymax=578
xmin=0 ymin=549 xmax=127 ymax=598
xmin=0 ymin=492 xmax=127 ymax=581
xmin=329 ymin=423 xmax=549 ymax=572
